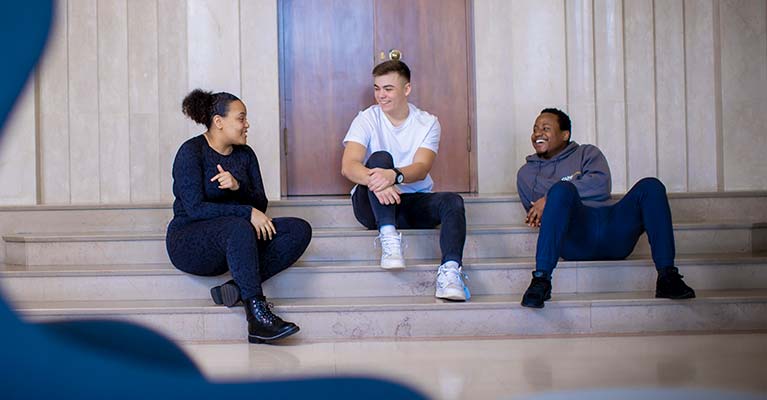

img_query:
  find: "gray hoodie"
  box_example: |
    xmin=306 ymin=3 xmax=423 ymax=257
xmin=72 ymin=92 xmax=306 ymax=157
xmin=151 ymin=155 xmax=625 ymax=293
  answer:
xmin=516 ymin=141 xmax=612 ymax=211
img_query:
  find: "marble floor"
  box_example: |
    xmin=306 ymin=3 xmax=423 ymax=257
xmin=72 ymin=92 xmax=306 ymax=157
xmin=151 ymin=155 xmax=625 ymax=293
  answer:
xmin=182 ymin=332 xmax=767 ymax=400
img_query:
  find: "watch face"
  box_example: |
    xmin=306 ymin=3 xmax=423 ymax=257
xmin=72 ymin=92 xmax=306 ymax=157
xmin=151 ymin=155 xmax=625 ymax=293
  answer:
xmin=397 ymin=174 xmax=404 ymax=183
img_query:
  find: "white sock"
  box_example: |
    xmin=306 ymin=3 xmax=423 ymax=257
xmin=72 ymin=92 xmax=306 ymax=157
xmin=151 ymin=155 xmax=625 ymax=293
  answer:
xmin=379 ymin=224 xmax=397 ymax=236
xmin=442 ymin=260 xmax=460 ymax=269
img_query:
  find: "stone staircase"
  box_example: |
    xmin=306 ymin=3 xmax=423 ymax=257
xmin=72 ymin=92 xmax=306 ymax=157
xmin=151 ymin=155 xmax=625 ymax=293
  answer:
xmin=1 ymin=193 xmax=766 ymax=342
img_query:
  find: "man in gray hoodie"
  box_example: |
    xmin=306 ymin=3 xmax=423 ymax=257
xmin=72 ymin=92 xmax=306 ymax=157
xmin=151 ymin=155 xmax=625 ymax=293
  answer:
xmin=517 ymin=108 xmax=695 ymax=308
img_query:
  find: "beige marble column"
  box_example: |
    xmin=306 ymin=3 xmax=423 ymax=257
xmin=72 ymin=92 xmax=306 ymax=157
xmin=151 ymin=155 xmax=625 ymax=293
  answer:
xmin=158 ymin=0 xmax=190 ymax=202
xmin=624 ymin=0 xmax=657 ymax=186
xmin=38 ymin=0 xmax=70 ymax=204
xmin=475 ymin=0 xmax=515 ymax=194
xmin=720 ymin=0 xmax=767 ymax=191
xmin=655 ymin=0 xmax=688 ymax=192
xmin=685 ymin=0 xmax=721 ymax=192
xmin=566 ymin=0 xmax=597 ymax=147
xmin=0 ymin=81 xmax=36 ymax=205
xmin=240 ymin=0 xmax=281 ymax=200
xmin=594 ymin=0 xmax=627 ymax=193
xmin=68 ymin=0 xmax=100 ymax=203
xmin=98 ymin=0 xmax=130 ymax=203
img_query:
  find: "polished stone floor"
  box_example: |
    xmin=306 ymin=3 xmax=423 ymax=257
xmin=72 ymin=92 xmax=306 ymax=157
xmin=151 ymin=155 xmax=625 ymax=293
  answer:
xmin=183 ymin=333 xmax=767 ymax=400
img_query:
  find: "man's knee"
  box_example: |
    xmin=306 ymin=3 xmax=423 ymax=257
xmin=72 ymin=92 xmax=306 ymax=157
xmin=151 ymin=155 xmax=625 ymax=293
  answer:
xmin=635 ymin=177 xmax=666 ymax=195
xmin=546 ymin=181 xmax=578 ymax=203
xmin=366 ymin=151 xmax=394 ymax=169
xmin=440 ymin=192 xmax=465 ymax=214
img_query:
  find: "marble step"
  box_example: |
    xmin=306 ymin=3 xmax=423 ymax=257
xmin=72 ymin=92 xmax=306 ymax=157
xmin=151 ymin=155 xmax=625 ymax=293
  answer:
xmin=0 ymin=192 xmax=765 ymax=233
xmin=12 ymin=290 xmax=767 ymax=341
xmin=2 ymin=255 xmax=767 ymax=302
xmin=4 ymin=222 xmax=765 ymax=265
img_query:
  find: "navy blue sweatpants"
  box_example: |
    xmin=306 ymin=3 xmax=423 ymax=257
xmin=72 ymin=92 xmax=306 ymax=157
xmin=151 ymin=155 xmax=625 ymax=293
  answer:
xmin=352 ymin=151 xmax=466 ymax=264
xmin=535 ymin=177 xmax=675 ymax=277
xmin=166 ymin=216 xmax=312 ymax=299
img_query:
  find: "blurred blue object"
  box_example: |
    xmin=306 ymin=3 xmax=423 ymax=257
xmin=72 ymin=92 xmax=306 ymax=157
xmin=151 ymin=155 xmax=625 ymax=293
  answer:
xmin=0 ymin=2 xmax=427 ymax=399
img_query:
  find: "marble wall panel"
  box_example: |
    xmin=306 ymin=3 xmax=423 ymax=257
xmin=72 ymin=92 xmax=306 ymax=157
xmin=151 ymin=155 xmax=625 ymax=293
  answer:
xmin=474 ymin=0 xmax=515 ymax=194
xmin=158 ymin=0 xmax=190 ymax=202
xmin=240 ymin=0 xmax=281 ymax=200
xmin=38 ymin=0 xmax=71 ymax=204
xmin=594 ymin=0 xmax=627 ymax=193
xmin=509 ymin=0 xmax=568 ymax=191
xmin=187 ymin=0 xmax=241 ymax=94
xmin=685 ymin=0 xmax=720 ymax=192
xmin=720 ymin=0 xmax=767 ymax=191
xmin=98 ymin=0 xmax=130 ymax=203
xmin=128 ymin=0 xmax=160 ymax=201
xmin=68 ymin=0 xmax=100 ymax=203
xmin=566 ymin=0 xmax=597 ymax=146
xmin=0 ymin=82 xmax=37 ymax=205
xmin=624 ymin=0 xmax=657 ymax=185
xmin=655 ymin=0 xmax=688 ymax=192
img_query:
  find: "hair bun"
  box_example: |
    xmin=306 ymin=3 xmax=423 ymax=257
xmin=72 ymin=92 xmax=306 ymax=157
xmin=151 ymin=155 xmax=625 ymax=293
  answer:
xmin=182 ymin=89 xmax=214 ymax=126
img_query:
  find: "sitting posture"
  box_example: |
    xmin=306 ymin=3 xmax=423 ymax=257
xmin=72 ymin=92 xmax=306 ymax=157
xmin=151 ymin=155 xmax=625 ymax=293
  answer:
xmin=166 ymin=89 xmax=312 ymax=342
xmin=517 ymin=108 xmax=695 ymax=308
xmin=341 ymin=60 xmax=469 ymax=301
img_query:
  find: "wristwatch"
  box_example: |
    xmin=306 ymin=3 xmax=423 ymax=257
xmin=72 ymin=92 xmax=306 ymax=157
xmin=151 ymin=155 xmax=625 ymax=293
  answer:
xmin=392 ymin=168 xmax=404 ymax=184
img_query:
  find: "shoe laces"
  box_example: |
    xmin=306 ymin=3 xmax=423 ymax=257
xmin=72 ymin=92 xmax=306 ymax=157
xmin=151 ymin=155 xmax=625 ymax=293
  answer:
xmin=437 ymin=264 xmax=468 ymax=288
xmin=375 ymin=233 xmax=403 ymax=258
xmin=529 ymin=276 xmax=550 ymax=291
xmin=253 ymin=300 xmax=278 ymax=323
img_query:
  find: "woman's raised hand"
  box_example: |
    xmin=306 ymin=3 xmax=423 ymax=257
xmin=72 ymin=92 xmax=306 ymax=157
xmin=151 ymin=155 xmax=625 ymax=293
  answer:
xmin=250 ymin=208 xmax=276 ymax=240
xmin=210 ymin=164 xmax=240 ymax=191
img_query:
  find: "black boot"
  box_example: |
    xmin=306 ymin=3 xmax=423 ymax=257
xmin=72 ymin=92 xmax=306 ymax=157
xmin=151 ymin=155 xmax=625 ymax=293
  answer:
xmin=521 ymin=271 xmax=552 ymax=308
xmin=210 ymin=279 xmax=241 ymax=307
xmin=656 ymin=267 xmax=696 ymax=299
xmin=245 ymin=296 xmax=300 ymax=344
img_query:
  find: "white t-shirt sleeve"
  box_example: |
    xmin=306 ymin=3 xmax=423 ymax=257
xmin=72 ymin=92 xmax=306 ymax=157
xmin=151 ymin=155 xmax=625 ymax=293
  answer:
xmin=419 ymin=117 xmax=440 ymax=154
xmin=342 ymin=111 xmax=372 ymax=148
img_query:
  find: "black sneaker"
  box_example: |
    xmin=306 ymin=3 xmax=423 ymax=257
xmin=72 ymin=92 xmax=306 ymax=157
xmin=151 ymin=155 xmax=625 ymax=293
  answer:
xmin=521 ymin=272 xmax=552 ymax=308
xmin=210 ymin=279 xmax=242 ymax=307
xmin=656 ymin=267 xmax=696 ymax=299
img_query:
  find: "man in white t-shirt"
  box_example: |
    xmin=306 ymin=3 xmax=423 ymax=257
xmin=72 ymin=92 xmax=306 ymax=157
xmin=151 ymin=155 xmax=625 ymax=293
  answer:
xmin=341 ymin=60 xmax=469 ymax=301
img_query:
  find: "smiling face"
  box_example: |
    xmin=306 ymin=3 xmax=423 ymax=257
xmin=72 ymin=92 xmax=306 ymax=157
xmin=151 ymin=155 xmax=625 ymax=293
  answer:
xmin=373 ymin=72 xmax=411 ymax=117
xmin=531 ymin=112 xmax=570 ymax=159
xmin=213 ymin=100 xmax=249 ymax=146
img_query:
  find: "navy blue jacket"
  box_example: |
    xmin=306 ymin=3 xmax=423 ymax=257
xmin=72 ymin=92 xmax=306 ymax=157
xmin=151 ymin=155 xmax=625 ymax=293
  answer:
xmin=170 ymin=135 xmax=267 ymax=226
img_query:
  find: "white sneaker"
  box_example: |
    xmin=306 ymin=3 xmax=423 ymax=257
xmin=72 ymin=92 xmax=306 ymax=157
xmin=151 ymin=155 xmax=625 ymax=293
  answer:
xmin=377 ymin=232 xmax=405 ymax=270
xmin=435 ymin=263 xmax=470 ymax=301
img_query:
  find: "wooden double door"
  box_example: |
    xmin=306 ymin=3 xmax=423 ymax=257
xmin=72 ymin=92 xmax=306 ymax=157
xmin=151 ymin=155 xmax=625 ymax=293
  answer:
xmin=280 ymin=0 xmax=474 ymax=195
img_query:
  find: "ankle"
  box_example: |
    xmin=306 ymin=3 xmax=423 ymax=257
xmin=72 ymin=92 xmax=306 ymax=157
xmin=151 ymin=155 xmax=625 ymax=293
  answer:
xmin=658 ymin=266 xmax=679 ymax=278
xmin=379 ymin=224 xmax=397 ymax=236
xmin=532 ymin=270 xmax=551 ymax=281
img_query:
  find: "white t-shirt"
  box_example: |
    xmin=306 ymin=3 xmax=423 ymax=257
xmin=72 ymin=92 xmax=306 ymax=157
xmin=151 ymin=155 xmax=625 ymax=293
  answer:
xmin=343 ymin=103 xmax=441 ymax=193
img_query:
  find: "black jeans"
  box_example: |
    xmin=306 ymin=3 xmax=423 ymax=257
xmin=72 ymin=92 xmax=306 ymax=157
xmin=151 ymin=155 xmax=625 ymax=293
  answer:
xmin=352 ymin=151 xmax=466 ymax=264
xmin=167 ymin=216 xmax=312 ymax=299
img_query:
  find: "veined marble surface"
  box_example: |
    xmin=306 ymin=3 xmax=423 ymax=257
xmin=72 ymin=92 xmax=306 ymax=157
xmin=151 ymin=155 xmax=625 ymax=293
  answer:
xmin=183 ymin=333 xmax=767 ymax=400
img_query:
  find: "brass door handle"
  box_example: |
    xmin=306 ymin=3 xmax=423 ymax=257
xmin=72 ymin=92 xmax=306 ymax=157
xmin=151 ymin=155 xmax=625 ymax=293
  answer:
xmin=388 ymin=49 xmax=402 ymax=61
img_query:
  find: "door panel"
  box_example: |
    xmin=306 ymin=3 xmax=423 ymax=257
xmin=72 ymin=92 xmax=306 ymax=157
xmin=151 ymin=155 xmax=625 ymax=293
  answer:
xmin=375 ymin=0 xmax=471 ymax=193
xmin=281 ymin=0 xmax=374 ymax=195
xmin=281 ymin=0 xmax=472 ymax=195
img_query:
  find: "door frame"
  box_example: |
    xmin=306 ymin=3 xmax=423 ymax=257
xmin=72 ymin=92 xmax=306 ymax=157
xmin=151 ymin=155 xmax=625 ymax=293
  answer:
xmin=277 ymin=0 xmax=478 ymax=196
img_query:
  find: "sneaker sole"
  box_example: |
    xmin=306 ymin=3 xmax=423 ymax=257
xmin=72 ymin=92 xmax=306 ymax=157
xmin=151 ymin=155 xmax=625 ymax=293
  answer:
xmin=210 ymin=283 xmax=241 ymax=307
xmin=520 ymin=293 xmax=551 ymax=309
xmin=655 ymin=290 xmax=696 ymax=300
xmin=248 ymin=325 xmax=300 ymax=344
xmin=436 ymin=288 xmax=467 ymax=302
